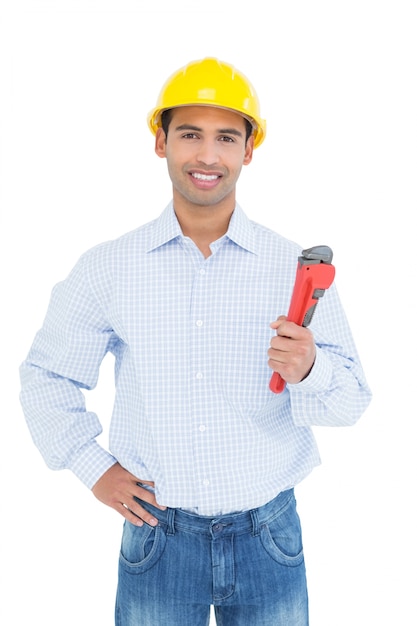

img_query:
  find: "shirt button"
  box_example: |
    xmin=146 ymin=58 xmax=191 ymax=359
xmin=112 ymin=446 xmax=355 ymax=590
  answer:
xmin=203 ymin=479 xmax=210 ymax=487
xmin=196 ymin=372 xmax=203 ymax=380
xmin=196 ymin=320 xmax=203 ymax=327
xmin=199 ymin=269 xmax=206 ymax=275
xmin=199 ymin=424 xmax=206 ymax=432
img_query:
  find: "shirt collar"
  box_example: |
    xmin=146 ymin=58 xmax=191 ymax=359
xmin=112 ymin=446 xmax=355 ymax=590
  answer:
xmin=147 ymin=201 xmax=258 ymax=255
xmin=147 ymin=202 xmax=183 ymax=252
xmin=226 ymin=203 xmax=258 ymax=255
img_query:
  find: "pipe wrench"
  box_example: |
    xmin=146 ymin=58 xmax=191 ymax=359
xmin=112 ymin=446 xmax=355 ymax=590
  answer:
xmin=269 ymin=245 xmax=335 ymax=393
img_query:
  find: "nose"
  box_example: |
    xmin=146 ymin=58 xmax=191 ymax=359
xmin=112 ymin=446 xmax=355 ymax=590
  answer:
xmin=196 ymin=139 xmax=220 ymax=166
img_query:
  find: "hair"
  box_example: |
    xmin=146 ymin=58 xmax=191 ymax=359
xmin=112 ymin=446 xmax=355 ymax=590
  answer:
xmin=161 ymin=109 xmax=254 ymax=143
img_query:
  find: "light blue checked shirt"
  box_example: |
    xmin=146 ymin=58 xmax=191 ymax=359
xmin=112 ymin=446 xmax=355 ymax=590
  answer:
xmin=20 ymin=202 xmax=371 ymax=515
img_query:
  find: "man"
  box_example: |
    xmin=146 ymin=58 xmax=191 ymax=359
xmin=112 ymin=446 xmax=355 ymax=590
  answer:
xmin=20 ymin=58 xmax=372 ymax=625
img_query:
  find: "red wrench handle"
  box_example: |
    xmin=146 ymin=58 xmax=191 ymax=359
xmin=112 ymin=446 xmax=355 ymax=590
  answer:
xmin=269 ymin=247 xmax=335 ymax=394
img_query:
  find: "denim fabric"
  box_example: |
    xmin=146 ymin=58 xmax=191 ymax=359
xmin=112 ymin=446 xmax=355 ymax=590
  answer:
xmin=115 ymin=489 xmax=308 ymax=625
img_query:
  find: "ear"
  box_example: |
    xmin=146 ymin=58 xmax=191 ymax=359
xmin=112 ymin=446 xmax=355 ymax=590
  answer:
xmin=243 ymin=135 xmax=254 ymax=165
xmin=155 ymin=127 xmax=167 ymax=158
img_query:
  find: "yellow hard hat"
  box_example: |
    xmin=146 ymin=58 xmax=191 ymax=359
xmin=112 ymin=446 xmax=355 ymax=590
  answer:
xmin=147 ymin=57 xmax=266 ymax=148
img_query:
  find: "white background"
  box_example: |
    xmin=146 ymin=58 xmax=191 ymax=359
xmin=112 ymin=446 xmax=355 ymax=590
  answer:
xmin=1 ymin=1 xmax=416 ymax=624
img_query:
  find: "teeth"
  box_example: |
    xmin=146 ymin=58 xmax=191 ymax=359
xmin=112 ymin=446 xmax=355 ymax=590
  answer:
xmin=192 ymin=172 xmax=218 ymax=181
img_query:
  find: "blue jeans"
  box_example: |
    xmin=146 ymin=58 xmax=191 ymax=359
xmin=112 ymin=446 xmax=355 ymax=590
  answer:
xmin=115 ymin=489 xmax=308 ymax=625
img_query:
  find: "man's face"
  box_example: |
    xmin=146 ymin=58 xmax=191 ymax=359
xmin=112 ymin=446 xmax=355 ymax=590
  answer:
xmin=155 ymin=106 xmax=254 ymax=211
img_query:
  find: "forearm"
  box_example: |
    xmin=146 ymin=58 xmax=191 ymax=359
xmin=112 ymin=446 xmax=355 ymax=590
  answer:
xmin=20 ymin=360 xmax=117 ymax=488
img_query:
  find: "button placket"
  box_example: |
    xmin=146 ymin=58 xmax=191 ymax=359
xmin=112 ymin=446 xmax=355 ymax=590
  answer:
xmin=189 ymin=263 xmax=212 ymax=497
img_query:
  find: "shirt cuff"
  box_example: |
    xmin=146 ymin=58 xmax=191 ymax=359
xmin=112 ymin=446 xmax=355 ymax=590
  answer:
xmin=287 ymin=347 xmax=333 ymax=394
xmin=68 ymin=440 xmax=118 ymax=489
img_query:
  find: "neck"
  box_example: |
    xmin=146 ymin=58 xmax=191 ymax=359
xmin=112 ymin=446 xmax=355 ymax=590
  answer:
xmin=174 ymin=198 xmax=235 ymax=258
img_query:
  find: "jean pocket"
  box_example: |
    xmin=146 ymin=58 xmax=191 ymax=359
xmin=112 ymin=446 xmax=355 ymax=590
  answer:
xmin=260 ymin=496 xmax=305 ymax=567
xmin=119 ymin=521 xmax=167 ymax=573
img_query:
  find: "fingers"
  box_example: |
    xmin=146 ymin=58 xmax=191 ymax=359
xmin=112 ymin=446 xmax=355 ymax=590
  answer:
xmin=268 ymin=318 xmax=316 ymax=383
xmin=129 ymin=481 xmax=167 ymax=527
xmin=135 ymin=479 xmax=167 ymax=510
xmin=117 ymin=498 xmax=160 ymax=528
xmin=269 ymin=314 xmax=287 ymax=331
xmin=92 ymin=463 xmax=166 ymax=527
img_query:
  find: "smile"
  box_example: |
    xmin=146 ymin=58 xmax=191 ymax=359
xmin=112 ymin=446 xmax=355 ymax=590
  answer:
xmin=191 ymin=172 xmax=220 ymax=181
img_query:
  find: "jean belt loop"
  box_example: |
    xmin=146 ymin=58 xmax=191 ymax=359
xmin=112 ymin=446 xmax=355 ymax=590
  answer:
xmin=250 ymin=508 xmax=260 ymax=537
xmin=166 ymin=507 xmax=176 ymax=536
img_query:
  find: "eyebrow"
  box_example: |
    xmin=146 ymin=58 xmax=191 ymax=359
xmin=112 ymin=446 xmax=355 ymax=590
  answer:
xmin=174 ymin=124 xmax=243 ymax=138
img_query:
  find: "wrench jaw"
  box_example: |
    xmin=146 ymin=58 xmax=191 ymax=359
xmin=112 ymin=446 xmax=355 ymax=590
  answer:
xmin=300 ymin=245 xmax=333 ymax=264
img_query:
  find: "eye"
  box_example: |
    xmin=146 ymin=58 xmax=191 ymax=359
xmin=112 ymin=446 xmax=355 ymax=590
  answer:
xmin=219 ymin=135 xmax=235 ymax=143
xmin=181 ymin=133 xmax=199 ymax=139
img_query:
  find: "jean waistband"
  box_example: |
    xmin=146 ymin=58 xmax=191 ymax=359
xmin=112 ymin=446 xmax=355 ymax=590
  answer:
xmin=138 ymin=489 xmax=294 ymax=537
